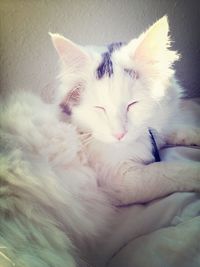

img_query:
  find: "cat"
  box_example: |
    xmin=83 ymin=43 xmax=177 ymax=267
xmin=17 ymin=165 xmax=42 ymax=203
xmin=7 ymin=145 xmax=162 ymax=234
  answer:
xmin=0 ymin=15 xmax=200 ymax=267
xmin=50 ymin=15 xmax=200 ymax=206
xmin=0 ymin=90 xmax=114 ymax=266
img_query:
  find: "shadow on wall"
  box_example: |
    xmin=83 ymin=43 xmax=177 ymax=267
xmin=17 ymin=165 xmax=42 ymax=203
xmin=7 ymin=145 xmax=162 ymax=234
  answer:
xmin=0 ymin=0 xmax=199 ymax=97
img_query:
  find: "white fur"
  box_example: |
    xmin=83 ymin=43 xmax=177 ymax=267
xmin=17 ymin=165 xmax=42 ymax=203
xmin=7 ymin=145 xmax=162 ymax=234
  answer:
xmin=51 ymin=16 xmax=183 ymax=167
xmin=0 ymin=90 xmax=113 ymax=266
xmin=51 ymin=16 xmax=200 ymax=208
xmin=1 ymin=16 xmax=200 ymax=267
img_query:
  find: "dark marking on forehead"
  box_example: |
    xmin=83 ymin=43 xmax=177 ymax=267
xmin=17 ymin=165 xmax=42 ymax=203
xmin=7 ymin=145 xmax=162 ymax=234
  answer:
xmin=96 ymin=42 xmax=124 ymax=79
xmin=108 ymin=42 xmax=124 ymax=54
xmin=97 ymin=52 xmax=113 ymax=79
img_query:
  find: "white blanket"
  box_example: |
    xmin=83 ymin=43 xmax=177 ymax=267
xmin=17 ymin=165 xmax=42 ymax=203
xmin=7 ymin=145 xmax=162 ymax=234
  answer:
xmin=107 ymin=146 xmax=200 ymax=267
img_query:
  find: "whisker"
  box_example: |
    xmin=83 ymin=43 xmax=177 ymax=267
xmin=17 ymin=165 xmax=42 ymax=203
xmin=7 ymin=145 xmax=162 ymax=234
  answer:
xmin=79 ymin=131 xmax=94 ymax=147
xmin=82 ymin=137 xmax=94 ymax=147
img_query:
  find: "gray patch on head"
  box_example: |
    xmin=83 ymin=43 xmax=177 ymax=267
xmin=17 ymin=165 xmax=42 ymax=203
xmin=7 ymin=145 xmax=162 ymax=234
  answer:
xmin=96 ymin=42 xmax=124 ymax=79
xmin=96 ymin=52 xmax=113 ymax=79
xmin=108 ymin=42 xmax=124 ymax=54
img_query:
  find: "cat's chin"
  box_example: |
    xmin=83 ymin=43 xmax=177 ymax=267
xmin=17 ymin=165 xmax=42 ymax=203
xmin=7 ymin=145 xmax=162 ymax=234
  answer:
xmin=93 ymin=135 xmax=131 ymax=145
xmin=93 ymin=136 xmax=120 ymax=144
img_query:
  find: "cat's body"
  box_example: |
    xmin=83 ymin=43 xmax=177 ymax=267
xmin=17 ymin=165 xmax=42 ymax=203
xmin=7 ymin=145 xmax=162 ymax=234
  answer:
xmin=0 ymin=16 xmax=200 ymax=267
xmin=53 ymin=23 xmax=184 ymax=171
xmin=51 ymin=16 xmax=200 ymax=205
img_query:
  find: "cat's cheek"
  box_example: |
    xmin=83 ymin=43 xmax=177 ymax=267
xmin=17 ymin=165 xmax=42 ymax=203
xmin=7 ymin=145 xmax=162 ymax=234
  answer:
xmin=92 ymin=132 xmax=115 ymax=144
xmin=126 ymin=112 xmax=136 ymax=127
xmin=71 ymin=110 xmax=90 ymax=131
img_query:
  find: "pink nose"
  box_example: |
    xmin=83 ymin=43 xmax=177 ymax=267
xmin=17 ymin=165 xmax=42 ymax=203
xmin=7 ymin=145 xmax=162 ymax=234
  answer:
xmin=114 ymin=132 xmax=126 ymax=140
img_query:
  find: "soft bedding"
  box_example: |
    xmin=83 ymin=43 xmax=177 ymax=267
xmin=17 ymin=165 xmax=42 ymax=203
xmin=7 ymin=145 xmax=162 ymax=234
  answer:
xmin=105 ymin=102 xmax=200 ymax=267
xmin=89 ymin=148 xmax=200 ymax=267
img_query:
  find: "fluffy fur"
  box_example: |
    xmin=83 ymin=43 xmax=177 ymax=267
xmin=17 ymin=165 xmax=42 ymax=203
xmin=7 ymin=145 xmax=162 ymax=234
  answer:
xmin=0 ymin=16 xmax=200 ymax=267
xmin=0 ymin=91 xmax=113 ymax=266
xmin=51 ymin=16 xmax=182 ymax=167
xmin=51 ymin=15 xmax=200 ymax=205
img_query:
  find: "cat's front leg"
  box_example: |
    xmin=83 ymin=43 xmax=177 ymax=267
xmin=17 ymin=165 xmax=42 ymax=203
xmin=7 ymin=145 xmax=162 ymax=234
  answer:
xmin=99 ymin=160 xmax=200 ymax=205
xmin=163 ymin=126 xmax=200 ymax=147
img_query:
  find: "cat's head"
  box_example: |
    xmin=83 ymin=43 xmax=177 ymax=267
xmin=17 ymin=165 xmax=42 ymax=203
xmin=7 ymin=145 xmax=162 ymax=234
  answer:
xmin=50 ymin=16 xmax=181 ymax=144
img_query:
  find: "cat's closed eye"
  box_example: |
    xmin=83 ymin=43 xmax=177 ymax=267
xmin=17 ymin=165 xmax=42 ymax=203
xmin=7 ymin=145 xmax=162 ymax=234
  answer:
xmin=127 ymin=101 xmax=138 ymax=111
xmin=94 ymin=106 xmax=106 ymax=112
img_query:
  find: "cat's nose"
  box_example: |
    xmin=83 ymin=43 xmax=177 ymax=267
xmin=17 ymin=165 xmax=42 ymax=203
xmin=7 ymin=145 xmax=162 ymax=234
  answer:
xmin=114 ymin=132 xmax=126 ymax=141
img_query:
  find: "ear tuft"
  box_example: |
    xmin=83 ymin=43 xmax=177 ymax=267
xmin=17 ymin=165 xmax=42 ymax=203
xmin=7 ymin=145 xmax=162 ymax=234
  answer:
xmin=130 ymin=15 xmax=179 ymax=64
xmin=143 ymin=15 xmax=169 ymax=48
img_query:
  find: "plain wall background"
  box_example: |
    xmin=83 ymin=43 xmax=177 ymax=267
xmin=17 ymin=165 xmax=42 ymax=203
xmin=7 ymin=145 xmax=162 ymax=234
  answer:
xmin=0 ymin=0 xmax=200 ymax=97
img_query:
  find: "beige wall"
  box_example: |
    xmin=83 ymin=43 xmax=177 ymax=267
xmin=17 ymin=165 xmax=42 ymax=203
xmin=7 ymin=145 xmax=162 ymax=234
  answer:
xmin=0 ymin=0 xmax=199 ymax=97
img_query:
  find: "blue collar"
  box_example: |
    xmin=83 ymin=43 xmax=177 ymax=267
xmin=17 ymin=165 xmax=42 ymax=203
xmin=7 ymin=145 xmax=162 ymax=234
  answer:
xmin=148 ymin=128 xmax=161 ymax=162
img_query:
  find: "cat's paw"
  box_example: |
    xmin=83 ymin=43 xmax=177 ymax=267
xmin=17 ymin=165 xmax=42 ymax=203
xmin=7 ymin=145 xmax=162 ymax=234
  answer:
xmin=165 ymin=127 xmax=200 ymax=146
xmin=98 ymin=160 xmax=142 ymax=206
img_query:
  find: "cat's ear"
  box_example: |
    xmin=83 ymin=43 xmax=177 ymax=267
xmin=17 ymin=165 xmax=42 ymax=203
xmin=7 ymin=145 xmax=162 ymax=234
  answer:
xmin=50 ymin=33 xmax=89 ymax=114
xmin=129 ymin=16 xmax=179 ymax=64
xmin=59 ymin=83 xmax=83 ymax=115
xmin=49 ymin=33 xmax=89 ymax=70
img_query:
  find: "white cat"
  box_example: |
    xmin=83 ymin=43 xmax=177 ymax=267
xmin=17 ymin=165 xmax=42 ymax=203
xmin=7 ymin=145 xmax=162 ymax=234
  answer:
xmin=50 ymin=15 xmax=200 ymax=206
xmin=0 ymin=15 xmax=200 ymax=267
